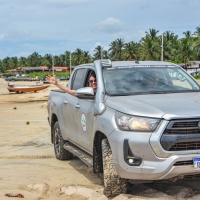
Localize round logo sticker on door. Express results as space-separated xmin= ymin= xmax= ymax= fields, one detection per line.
xmin=81 ymin=114 xmax=86 ymax=133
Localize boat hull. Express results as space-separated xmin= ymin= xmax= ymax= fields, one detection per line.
xmin=7 ymin=85 xmax=49 ymax=93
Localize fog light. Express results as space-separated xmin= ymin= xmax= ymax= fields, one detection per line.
xmin=124 ymin=139 xmax=142 ymax=166
xmin=128 ymin=158 xmax=134 ymax=163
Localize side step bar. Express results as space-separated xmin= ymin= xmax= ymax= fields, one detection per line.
xmin=64 ymin=142 xmax=93 ymax=167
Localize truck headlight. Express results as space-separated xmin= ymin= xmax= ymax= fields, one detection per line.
xmin=115 ymin=111 xmax=160 ymax=132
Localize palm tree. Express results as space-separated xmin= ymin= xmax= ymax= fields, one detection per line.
xmin=183 ymin=31 xmax=192 ymax=39
xmin=9 ymin=57 xmax=18 ymax=69
xmin=1 ymin=57 xmax=10 ymax=71
xmin=193 ymin=38 xmax=200 ymax=59
xmin=82 ymin=51 xmax=92 ymax=63
xmin=53 ymin=55 xmax=61 ymax=66
xmin=109 ymin=38 xmax=125 ymax=60
xmin=163 ymin=31 xmax=180 ymax=61
xmin=42 ymin=54 xmax=53 ymax=70
xmin=139 ymin=28 xmax=161 ymax=60
xmin=0 ymin=60 xmax=4 ymax=72
xmin=193 ymin=26 xmax=200 ymax=37
xmin=18 ymin=57 xmax=28 ymax=67
xmin=59 ymin=53 xmax=67 ymax=66
xmin=2 ymin=26 xmax=200 ymax=70
xmin=102 ymin=50 xmax=109 ymax=59
xmin=123 ymin=41 xmax=139 ymax=60
xmin=109 ymin=40 xmax=117 ymax=60
xmin=192 ymin=26 xmax=200 ymax=59
xmin=139 ymin=29 xmax=161 ymax=61
xmin=145 ymin=28 xmax=159 ymax=40
xmin=178 ymin=38 xmax=193 ymax=64
xmin=73 ymin=48 xmax=83 ymax=65
xmin=94 ymin=45 xmax=103 ymax=59
xmin=63 ymin=51 xmax=72 ymax=66
xmin=27 ymin=52 xmax=42 ymax=67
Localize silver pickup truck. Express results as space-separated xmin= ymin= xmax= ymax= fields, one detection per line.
xmin=47 ymin=59 xmax=200 ymax=197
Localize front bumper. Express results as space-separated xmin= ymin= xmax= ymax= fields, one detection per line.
xmin=108 ymin=127 xmax=200 ymax=181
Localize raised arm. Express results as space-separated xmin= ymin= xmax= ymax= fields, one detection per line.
xmin=46 ymin=75 xmax=76 ymax=96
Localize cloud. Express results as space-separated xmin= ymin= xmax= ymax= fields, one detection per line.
xmin=94 ymin=17 xmax=122 ymax=34
xmin=43 ymin=0 xmax=94 ymax=5
xmin=0 ymin=0 xmax=200 ymax=59
xmin=0 ymin=34 xmax=5 ymax=40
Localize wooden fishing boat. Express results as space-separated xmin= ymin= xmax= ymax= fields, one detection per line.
xmin=7 ymin=83 xmax=49 ymax=93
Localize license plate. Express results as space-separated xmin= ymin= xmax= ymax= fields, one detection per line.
xmin=194 ymin=158 xmax=200 ymax=170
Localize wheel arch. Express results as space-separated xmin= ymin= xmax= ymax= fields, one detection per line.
xmin=51 ymin=113 xmax=58 ymax=143
xmin=93 ymin=131 xmax=107 ymax=175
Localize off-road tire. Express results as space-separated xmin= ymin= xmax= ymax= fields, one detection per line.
xmin=53 ymin=121 xmax=73 ymax=160
xmin=101 ymin=138 xmax=127 ymax=197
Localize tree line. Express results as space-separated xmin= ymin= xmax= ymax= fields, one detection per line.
xmin=0 ymin=27 xmax=200 ymax=73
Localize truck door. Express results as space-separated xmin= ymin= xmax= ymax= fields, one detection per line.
xmin=62 ymin=68 xmax=88 ymax=143
xmin=62 ymin=94 xmax=79 ymax=142
xmin=75 ymin=98 xmax=95 ymax=152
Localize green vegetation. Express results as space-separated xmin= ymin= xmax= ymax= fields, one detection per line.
xmin=28 ymin=72 xmax=70 ymax=79
xmin=0 ymin=26 xmax=200 ymax=73
xmin=193 ymin=75 xmax=200 ymax=79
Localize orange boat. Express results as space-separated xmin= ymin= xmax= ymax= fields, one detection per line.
xmin=7 ymin=83 xmax=50 ymax=93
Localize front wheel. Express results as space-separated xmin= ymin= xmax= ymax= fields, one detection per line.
xmin=53 ymin=121 xmax=73 ymax=160
xmin=101 ymin=138 xmax=127 ymax=197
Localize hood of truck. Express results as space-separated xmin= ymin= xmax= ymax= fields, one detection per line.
xmin=106 ymin=92 xmax=200 ymax=120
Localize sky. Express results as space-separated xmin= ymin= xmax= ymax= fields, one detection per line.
xmin=0 ymin=0 xmax=200 ymax=59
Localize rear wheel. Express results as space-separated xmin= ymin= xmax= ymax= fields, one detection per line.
xmin=101 ymin=138 xmax=127 ymax=197
xmin=53 ymin=121 xmax=73 ymax=160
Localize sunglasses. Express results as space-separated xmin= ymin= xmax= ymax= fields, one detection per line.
xmin=88 ymin=79 xmax=96 ymax=83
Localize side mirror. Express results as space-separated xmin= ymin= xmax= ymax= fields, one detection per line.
xmin=76 ymin=87 xmax=95 ymax=99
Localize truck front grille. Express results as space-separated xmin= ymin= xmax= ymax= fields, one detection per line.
xmin=166 ymin=128 xmax=199 ymax=134
xmin=172 ymin=121 xmax=198 ymax=128
xmin=174 ymin=160 xmax=193 ymax=166
xmin=161 ymin=119 xmax=200 ymax=151
xmin=166 ymin=120 xmax=200 ymax=135
xmin=170 ymin=141 xmax=200 ymax=151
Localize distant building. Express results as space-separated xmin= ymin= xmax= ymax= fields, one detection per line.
xmin=180 ymin=61 xmax=200 ymax=70
xmin=180 ymin=61 xmax=200 ymax=76
xmin=186 ymin=61 xmax=200 ymax=69
xmin=6 ymin=66 xmax=69 ymax=75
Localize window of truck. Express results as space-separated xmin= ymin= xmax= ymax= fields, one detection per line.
xmin=103 ymin=66 xmax=200 ymax=96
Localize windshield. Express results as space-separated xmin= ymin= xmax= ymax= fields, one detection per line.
xmin=103 ymin=66 xmax=200 ymax=96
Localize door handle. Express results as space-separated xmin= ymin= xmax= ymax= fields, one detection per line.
xmin=75 ymin=104 xmax=80 ymax=108
xmin=63 ymin=100 xmax=68 ymax=104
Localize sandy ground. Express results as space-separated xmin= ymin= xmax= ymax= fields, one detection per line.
xmin=1 ymin=78 xmax=200 ymax=200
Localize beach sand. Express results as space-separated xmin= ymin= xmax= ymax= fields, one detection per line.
xmin=0 ymin=78 xmax=200 ymax=200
